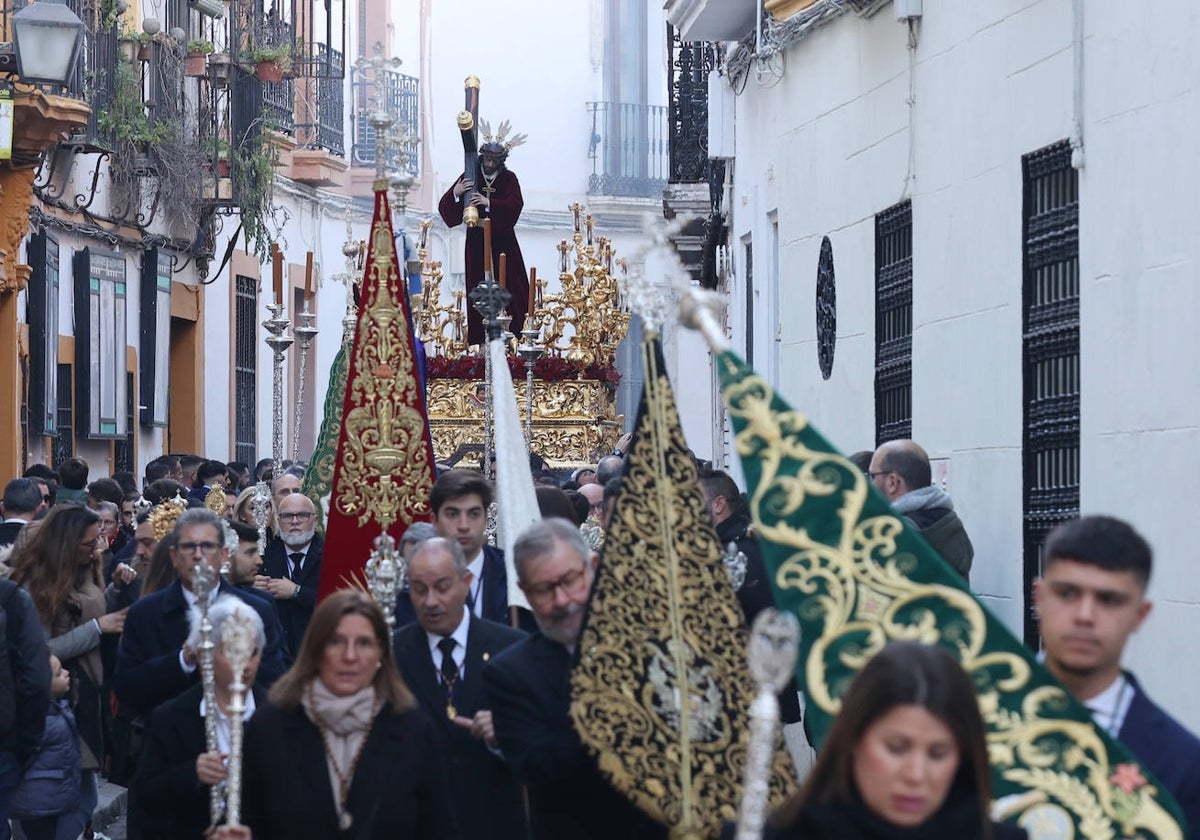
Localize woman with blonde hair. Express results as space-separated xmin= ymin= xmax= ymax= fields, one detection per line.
xmin=9 ymin=504 xmax=131 ymax=838
xmin=232 ymin=589 xmax=456 ymax=838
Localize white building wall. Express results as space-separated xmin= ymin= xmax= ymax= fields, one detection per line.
xmin=718 ymin=0 xmax=1200 ymax=730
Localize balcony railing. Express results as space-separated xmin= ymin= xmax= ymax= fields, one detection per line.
xmin=262 ymin=73 xmax=295 ymax=136
xmin=667 ymin=24 xmax=716 ymax=184
xmin=350 ymin=64 xmax=418 ymax=173
xmin=294 ymin=44 xmax=344 ymax=155
xmin=586 ymin=101 xmax=667 ymax=199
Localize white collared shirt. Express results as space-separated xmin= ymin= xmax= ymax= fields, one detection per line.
xmin=285 ymin=542 xmax=312 ymax=578
xmin=199 ymin=691 xmax=258 ymax=756
xmin=1084 ymin=673 xmax=1133 ymax=738
xmin=426 ymin=608 xmax=471 ymax=680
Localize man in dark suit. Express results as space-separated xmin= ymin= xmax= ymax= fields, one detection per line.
xmin=396 ymin=470 xmax=509 ymax=628
xmin=113 ymin=507 xmax=288 ymax=721
xmin=394 ymin=537 xmax=528 ymax=839
xmin=0 ymin=478 xmax=44 ymax=551
xmin=483 ymin=519 xmax=666 ymax=840
xmin=186 ymin=459 xmax=230 ymax=507
xmin=257 ymin=492 xmax=321 ymax=654
xmin=1035 ymin=515 xmax=1200 ymax=834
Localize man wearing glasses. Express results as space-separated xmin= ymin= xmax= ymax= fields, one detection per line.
xmin=113 ymin=508 xmax=288 ymax=721
xmin=259 ymin=493 xmax=323 ymax=653
xmin=483 ymin=519 xmax=666 ymax=840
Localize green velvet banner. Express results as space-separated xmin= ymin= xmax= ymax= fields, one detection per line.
xmin=715 ymin=349 xmax=1184 ymax=839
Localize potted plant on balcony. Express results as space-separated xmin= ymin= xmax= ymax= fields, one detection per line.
xmin=249 ymin=44 xmax=292 ymax=83
xmin=184 ymin=40 xmax=213 ymax=76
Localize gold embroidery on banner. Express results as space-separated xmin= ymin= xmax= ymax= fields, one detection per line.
xmin=332 ymin=195 xmax=433 ymax=529
xmin=718 ymin=354 xmax=1182 ymax=840
xmin=570 ymin=341 xmax=793 ymax=838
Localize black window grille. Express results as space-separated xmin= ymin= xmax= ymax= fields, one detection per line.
xmin=666 ymin=24 xmax=715 ymax=184
xmin=351 ymin=65 xmax=418 ymax=173
xmin=114 ymin=372 xmax=135 ymax=473
xmin=1021 ymin=140 xmax=1080 ymax=647
xmin=19 ymin=356 xmax=29 ymax=471
xmin=234 ymin=275 xmax=258 ymax=466
xmin=53 ymin=364 xmax=74 ymax=467
xmin=875 ymin=200 xmax=913 ymax=445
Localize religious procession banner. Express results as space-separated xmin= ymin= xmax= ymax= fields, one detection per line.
xmin=713 ymin=349 xmax=1185 ymax=839
xmin=316 ymin=187 xmax=437 ymax=598
xmin=301 ymin=328 xmax=352 ymax=528
xmin=487 ymin=336 xmax=537 ymax=611
xmin=570 ymin=338 xmax=794 ymax=839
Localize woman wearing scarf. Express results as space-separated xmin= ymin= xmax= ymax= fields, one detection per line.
xmin=758 ymin=642 xmax=1027 ymax=840
xmin=231 ymin=589 xmax=456 ymax=838
xmin=9 ymin=504 xmax=132 ymax=839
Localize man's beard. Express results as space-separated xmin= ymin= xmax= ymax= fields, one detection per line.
xmin=281 ymin=528 xmax=316 ymax=548
xmin=536 ymin=602 xmax=586 ymax=647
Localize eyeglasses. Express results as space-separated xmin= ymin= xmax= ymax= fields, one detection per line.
xmin=278 ymin=511 xmax=314 ymax=523
xmin=523 ymin=566 xmax=588 ymax=603
xmin=177 ymin=541 xmax=222 ymax=555
xmin=866 ymin=470 xmax=893 ymax=481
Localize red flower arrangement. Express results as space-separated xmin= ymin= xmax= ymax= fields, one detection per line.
xmin=426 ymin=354 xmax=621 ymax=389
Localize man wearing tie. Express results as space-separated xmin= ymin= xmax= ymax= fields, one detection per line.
xmin=397 ymin=470 xmax=509 ymax=627
xmin=393 ymin=537 xmax=528 ymax=839
xmin=258 ymin=493 xmax=322 ymax=654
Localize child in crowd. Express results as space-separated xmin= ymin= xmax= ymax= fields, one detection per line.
xmin=12 ymin=653 xmax=82 ymax=840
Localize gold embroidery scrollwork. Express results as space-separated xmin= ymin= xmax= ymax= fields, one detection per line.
xmin=570 ymin=341 xmax=793 ymax=838
xmin=333 ymin=204 xmax=433 ymax=530
xmin=716 ymin=353 xmax=1184 ymax=840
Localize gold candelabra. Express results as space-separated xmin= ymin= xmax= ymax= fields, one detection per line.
xmin=415 ymin=204 xmax=628 ymax=367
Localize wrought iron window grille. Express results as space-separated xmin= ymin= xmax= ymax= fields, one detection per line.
xmin=1021 ymin=139 xmax=1080 ymax=647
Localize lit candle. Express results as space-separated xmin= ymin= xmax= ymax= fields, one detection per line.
xmin=483 ymin=219 xmax=493 ymax=279
xmin=419 ymin=220 xmax=430 ymax=250
xmin=499 ymin=253 xmax=507 ymax=290
xmin=528 ymin=267 xmax=537 ymax=318
xmin=271 ymin=245 xmax=283 ymax=303
xmin=303 ymin=252 xmax=314 ymax=300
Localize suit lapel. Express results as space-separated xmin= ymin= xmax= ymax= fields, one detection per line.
xmin=298 ymin=536 xmax=323 ymax=586
xmin=458 ymin=616 xmax=491 ymax=715
xmin=482 ymin=549 xmax=508 ymax=622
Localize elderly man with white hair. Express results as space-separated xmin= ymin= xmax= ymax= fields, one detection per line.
xmin=133 ymin=596 xmax=266 ymax=837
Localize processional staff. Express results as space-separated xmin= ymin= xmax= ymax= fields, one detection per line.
xmin=191 ymin=557 xmax=222 ymax=827
xmin=220 ymin=608 xmax=259 ymax=826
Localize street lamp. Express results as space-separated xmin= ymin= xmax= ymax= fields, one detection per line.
xmin=11 ymin=0 xmax=85 ymax=86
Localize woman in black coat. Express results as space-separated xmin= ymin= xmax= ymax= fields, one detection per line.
xmin=225 ymin=590 xmax=456 ymax=840
xmin=756 ymin=642 xmax=1027 ymax=840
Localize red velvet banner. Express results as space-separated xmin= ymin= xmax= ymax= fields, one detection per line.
xmin=317 ymin=188 xmax=436 ymax=598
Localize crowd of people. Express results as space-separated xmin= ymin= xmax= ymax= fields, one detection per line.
xmin=0 ymin=439 xmax=1194 ymax=839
